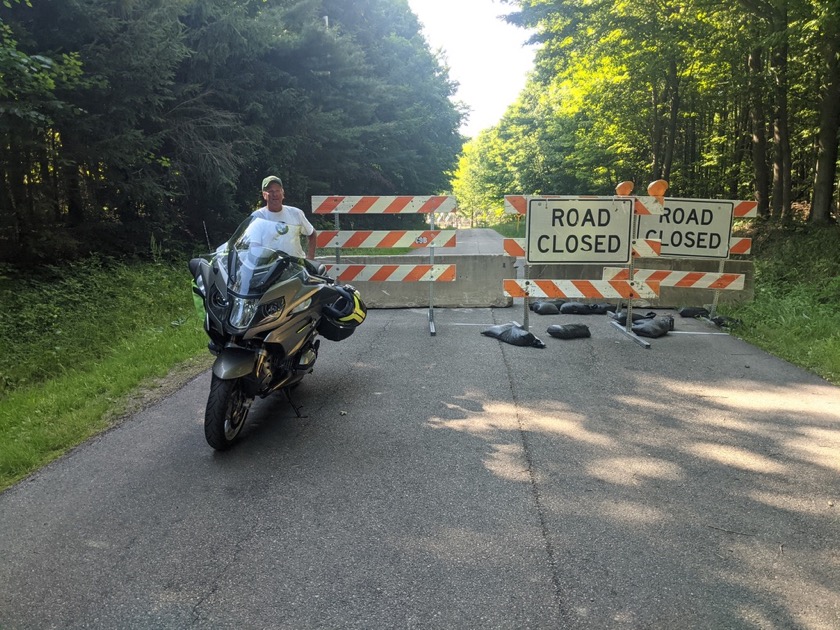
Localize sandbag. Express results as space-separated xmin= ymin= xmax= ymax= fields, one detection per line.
xmin=560 ymin=302 xmax=616 ymax=315
xmin=547 ymin=323 xmax=591 ymax=339
xmin=711 ymin=315 xmax=741 ymax=328
xmin=532 ymin=301 xmax=560 ymax=315
xmin=481 ymin=321 xmax=546 ymax=348
xmin=632 ymin=316 xmax=674 ymax=338
xmin=587 ymin=303 xmax=618 ymax=314
xmin=528 ymin=298 xmax=566 ymax=315
xmin=609 ymin=310 xmax=657 ymax=325
xmin=678 ymin=306 xmax=710 ymax=318
xmin=559 ymin=302 xmax=588 ymax=314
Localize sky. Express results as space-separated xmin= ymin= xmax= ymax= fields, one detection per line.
xmin=406 ymin=0 xmax=536 ymax=138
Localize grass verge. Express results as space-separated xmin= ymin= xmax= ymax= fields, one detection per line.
xmin=720 ymin=223 xmax=840 ymax=385
xmin=0 ymin=259 xmax=208 ymax=492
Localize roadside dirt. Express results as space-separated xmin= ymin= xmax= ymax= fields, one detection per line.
xmin=105 ymin=353 xmax=213 ymax=424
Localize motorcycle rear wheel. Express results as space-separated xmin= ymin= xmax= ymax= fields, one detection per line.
xmin=205 ymin=374 xmax=251 ymax=450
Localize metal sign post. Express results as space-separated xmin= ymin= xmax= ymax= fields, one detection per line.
xmin=428 ymin=211 xmax=436 ymax=336
xmin=708 ymin=259 xmax=726 ymax=319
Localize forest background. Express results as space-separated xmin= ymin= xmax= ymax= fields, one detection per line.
xmin=0 ymin=0 xmax=838 ymax=487
xmin=2 ymin=0 xmax=839 ymax=255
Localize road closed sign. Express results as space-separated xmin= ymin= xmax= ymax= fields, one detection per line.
xmin=635 ymin=200 xmax=735 ymax=259
xmin=526 ymin=198 xmax=633 ymax=264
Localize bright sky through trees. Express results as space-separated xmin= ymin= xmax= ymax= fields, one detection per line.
xmin=407 ymin=0 xmax=535 ymax=138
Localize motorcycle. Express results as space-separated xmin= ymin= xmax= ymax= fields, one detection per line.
xmin=189 ymin=215 xmax=366 ymax=450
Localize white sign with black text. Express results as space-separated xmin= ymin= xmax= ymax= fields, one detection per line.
xmin=526 ymin=198 xmax=634 ymax=264
xmin=635 ymin=200 xmax=735 ymax=259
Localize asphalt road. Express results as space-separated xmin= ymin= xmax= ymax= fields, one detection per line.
xmin=1 ymin=231 xmax=839 ymax=629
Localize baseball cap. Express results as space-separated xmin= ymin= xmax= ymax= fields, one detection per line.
xmin=262 ymin=175 xmax=283 ymax=190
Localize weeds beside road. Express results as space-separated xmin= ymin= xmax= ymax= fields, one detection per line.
xmin=0 ymin=258 xmax=208 ymax=491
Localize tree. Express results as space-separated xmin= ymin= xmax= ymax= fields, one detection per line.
xmin=0 ymin=0 xmax=465 ymax=262
xmin=466 ymin=0 xmax=839 ymax=227
xmin=810 ymin=0 xmax=840 ymax=224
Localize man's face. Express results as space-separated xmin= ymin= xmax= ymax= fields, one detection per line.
xmin=263 ymin=182 xmax=284 ymax=212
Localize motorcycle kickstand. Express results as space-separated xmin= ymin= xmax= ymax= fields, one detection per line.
xmin=284 ymin=388 xmax=303 ymax=418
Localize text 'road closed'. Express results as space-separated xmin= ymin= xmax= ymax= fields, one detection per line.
xmin=527 ymin=199 xmax=633 ymax=264
xmin=635 ymin=201 xmax=735 ymax=259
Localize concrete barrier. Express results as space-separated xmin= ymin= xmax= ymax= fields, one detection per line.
xmin=528 ymin=258 xmax=754 ymax=307
xmin=318 ymin=254 xmax=516 ymax=308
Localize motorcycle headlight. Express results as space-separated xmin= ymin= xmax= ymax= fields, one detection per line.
xmin=256 ymin=297 xmax=286 ymax=326
xmin=229 ymin=296 xmax=260 ymax=329
xmin=208 ymin=286 xmax=229 ymax=321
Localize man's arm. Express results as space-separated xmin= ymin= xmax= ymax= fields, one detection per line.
xmin=306 ymin=229 xmax=318 ymax=259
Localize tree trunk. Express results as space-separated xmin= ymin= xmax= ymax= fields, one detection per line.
xmin=65 ymin=166 xmax=86 ymax=227
xmin=749 ymin=47 xmax=771 ymax=218
xmin=650 ymin=84 xmax=664 ymax=179
xmin=0 ymin=166 xmax=21 ymax=254
xmin=662 ymin=58 xmax=679 ymax=183
xmin=770 ymin=9 xmax=792 ymax=222
xmin=810 ymin=5 xmax=840 ymax=225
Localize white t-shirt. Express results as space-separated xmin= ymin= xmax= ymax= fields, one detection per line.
xmin=249 ymin=205 xmax=315 ymax=258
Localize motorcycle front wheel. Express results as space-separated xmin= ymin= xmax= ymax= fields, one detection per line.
xmin=205 ymin=374 xmax=251 ymax=450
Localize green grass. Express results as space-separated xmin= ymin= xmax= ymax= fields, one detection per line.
xmin=722 ymin=282 xmax=840 ymax=383
xmin=490 ymin=219 xmax=526 ymax=239
xmin=720 ymin=223 xmax=840 ymax=385
xmin=0 ymin=259 xmax=208 ymax=491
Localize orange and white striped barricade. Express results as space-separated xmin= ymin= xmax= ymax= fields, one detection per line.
xmin=601 ymin=268 xmax=746 ymax=291
xmin=311 ymin=195 xmax=457 ymax=335
xmin=312 ymin=195 xmax=457 ymax=215
xmin=619 ymin=182 xmax=758 ymax=321
xmin=633 ymin=197 xmax=756 ymax=260
xmin=324 ymin=264 xmax=457 ymax=283
xmin=315 ymin=230 xmax=456 ymax=250
xmin=503 ymin=238 xmax=526 ymax=257
xmin=510 ymin=194 xmax=664 ymax=342
xmin=503 ymin=278 xmax=660 ymax=301
xmin=633 ymin=194 xmax=757 ymax=317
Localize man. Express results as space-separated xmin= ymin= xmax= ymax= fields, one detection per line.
xmin=251 ymin=175 xmax=318 ymax=260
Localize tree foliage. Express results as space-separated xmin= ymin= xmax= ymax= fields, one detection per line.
xmin=0 ymin=0 xmax=464 ymax=262
xmin=457 ymin=0 xmax=839 ymax=226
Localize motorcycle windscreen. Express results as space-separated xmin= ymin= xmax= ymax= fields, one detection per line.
xmin=221 ymin=217 xmax=300 ymax=295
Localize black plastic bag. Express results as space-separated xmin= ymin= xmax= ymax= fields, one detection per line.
xmin=678 ymin=306 xmax=710 ymax=318
xmin=547 ymin=323 xmax=591 ymax=339
xmin=609 ymin=310 xmax=657 ymax=325
xmin=530 ymin=299 xmax=564 ymax=313
xmin=560 ymin=302 xmax=616 ymax=315
xmin=558 ymin=302 xmax=589 ymax=314
xmin=632 ymin=316 xmax=674 ymax=338
xmin=711 ymin=315 xmax=742 ymax=328
xmin=587 ymin=303 xmax=618 ymax=314
xmin=532 ymin=301 xmax=560 ymax=315
xmin=481 ymin=321 xmax=546 ymax=348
